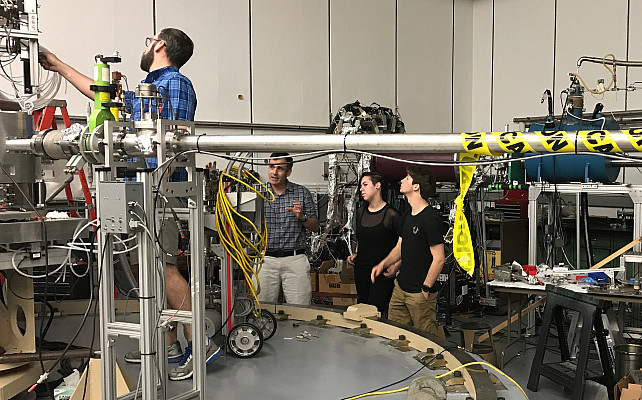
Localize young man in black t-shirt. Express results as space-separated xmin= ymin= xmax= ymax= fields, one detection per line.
xmin=371 ymin=166 xmax=445 ymax=336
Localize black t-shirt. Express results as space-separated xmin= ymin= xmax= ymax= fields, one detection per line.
xmin=396 ymin=205 xmax=445 ymax=293
xmin=354 ymin=204 xmax=401 ymax=268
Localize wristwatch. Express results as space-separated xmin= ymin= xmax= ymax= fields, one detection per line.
xmin=421 ymin=284 xmax=431 ymax=293
xmin=300 ymin=215 xmax=308 ymax=222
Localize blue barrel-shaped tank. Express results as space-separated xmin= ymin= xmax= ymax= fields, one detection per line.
xmin=524 ymin=154 xmax=620 ymax=183
xmin=523 ymin=119 xmax=621 ymax=183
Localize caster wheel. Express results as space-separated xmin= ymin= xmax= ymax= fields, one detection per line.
xmin=246 ymin=309 xmax=277 ymax=340
xmin=227 ymin=323 xmax=264 ymax=358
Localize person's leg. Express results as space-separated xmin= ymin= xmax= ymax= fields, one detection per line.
xmin=406 ymin=291 xmax=439 ymax=336
xmin=257 ymin=256 xmax=281 ymax=303
xmin=281 ymin=255 xmax=311 ymax=304
xmin=387 ymin=282 xmax=412 ymax=325
xmin=368 ymin=276 xmax=396 ymax=318
xmin=166 ymin=264 xmax=192 ymax=341
xmin=353 ymin=265 xmax=372 ymax=305
xmin=124 ymin=264 xmax=186 ymax=363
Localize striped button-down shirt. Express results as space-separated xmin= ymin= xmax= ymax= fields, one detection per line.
xmin=123 ymin=66 xmax=196 ymax=180
xmin=266 ymin=181 xmax=318 ymax=251
xmin=124 ymin=66 xmax=196 ymax=121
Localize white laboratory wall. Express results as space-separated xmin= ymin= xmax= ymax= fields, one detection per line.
xmin=491 ymin=0 xmax=555 ymax=131
xmin=38 ymin=0 xmax=153 ymax=118
xmin=470 ymin=0 xmax=492 ymax=130
xmin=627 ymin=0 xmax=642 ymax=111
xmin=251 ymin=0 xmax=329 ymax=126
xmin=470 ymin=0 xmax=642 ymax=188
xmin=329 ymin=0 xmax=396 ymax=117
xmin=33 ymin=1 xmax=642 ymax=188
xmin=554 ymin=0 xmax=628 ymax=117
xmin=155 ymin=0 xmax=252 ymax=123
xmin=397 ymin=0 xmax=453 ymax=133
xmin=452 ymin=0 xmax=474 ymax=133
xmin=36 ymin=1 xmax=466 ymax=187
xmin=472 ymin=0 xmax=639 ymax=132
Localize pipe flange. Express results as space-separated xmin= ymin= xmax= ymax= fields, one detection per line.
xmin=79 ymin=124 xmax=105 ymax=165
xmin=32 ymin=129 xmax=52 ymax=157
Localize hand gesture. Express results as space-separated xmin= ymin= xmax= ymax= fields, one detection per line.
xmin=286 ymin=200 xmax=304 ymax=221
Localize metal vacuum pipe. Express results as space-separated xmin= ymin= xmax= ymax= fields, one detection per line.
xmin=10 ymin=129 xmax=642 ymax=160
xmin=6 ymin=138 xmax=33 ymax=152
xmin=172 ymin=130 xmax=642 ymax=155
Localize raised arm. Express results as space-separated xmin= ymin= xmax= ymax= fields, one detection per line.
xmin=39 ymin=51 xmax=94 ymax=99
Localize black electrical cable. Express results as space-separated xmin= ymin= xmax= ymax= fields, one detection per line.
xmin=80 ymin=252 xmax=101 ymax=400
xmin=151 ymin=150 xmax=190 ymax=260
xmin=40 ymin=229 xmax=104 ymax=390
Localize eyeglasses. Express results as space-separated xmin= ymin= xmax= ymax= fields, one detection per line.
xmin=145 ymin=37 xmax=160 ymax=47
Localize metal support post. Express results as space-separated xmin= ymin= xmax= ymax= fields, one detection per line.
xmin=188 ymin=168 xmax=206 ymax=398
xmin=629 ymin=190 xmax=642 ymax=328
xmin=137 ymin=169 xmax=163 ymax=399
xmin=97 ymin=168 xmax=116 ymax=400
xmin=528 ymin=185 xmax=540 ymax=265
xmin=576 ymin=193 xmax=581 ymax=268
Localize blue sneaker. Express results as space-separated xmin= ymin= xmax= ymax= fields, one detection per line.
xmin=206 ymin=340 xmax=222 ymax=365
xmin=168 ymin=339 xmax=221 ymax=381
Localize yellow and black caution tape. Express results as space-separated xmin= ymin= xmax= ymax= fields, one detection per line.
xmin=453 ymin=152 xmax=478 ymax=276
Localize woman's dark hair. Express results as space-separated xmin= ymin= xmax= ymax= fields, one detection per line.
xmin=359 ymin=172 xmax=387 ymax=201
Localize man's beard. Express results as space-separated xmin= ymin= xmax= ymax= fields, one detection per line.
xmin=140 ymin=51 xmax=154 ymax=72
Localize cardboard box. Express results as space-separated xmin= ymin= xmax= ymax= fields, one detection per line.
xmin=310 ymin=271 xmax=318 ymax=292
xmin=332 ymin=296 xmax=357 ymax=306
xmin=616 ymin=370 xmax=642 ymax=400
xmin=622 ymin=384 xmax=642 ymax=400
xmin=318 ymin=273 xmax=357 ymax=294
xmin=317 ymin=259 xmax=357 ymax=294
xmin=340 ymin=265 xmax=356 ymax=284
xmin=486 ymin=250 xmax=501 ymax=280
xmin=319 ymin=259 xmax=339 ymax=274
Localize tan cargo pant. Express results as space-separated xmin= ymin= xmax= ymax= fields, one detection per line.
xmin=387 ymin=280 xmax=439 ymax=336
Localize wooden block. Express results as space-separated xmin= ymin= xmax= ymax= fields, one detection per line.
xmin=70 ymin=358 xmax=133 ymax=400
xmin=0 ymin=271 xmax=35 ymax=355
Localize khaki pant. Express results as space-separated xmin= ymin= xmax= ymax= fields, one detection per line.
xmin=257 ymin=254 xmax=311 ymax=305
xmin=388 ymin=280 xmax=439 ymax=336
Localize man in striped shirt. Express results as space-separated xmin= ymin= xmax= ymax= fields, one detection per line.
xmin=259 ymin=152 xmax=320 ymax=304
xmin=40 ymin=28 xmax=219 ymax=381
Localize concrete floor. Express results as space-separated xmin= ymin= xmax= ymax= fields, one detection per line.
xmin=11 ymin=307 xmax=613 ymax=399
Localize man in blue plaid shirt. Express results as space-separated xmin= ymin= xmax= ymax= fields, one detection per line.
xmin=259 ymin=152 xmax=320 ymax=304
xmin=40 ymin=28 xmax=219 ymax=380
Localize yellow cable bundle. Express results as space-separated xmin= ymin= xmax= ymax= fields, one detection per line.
xmin=344 ymin=360 xmax=528 ymax=400
xmin=214 ymin=170 xmax=274 ymax=312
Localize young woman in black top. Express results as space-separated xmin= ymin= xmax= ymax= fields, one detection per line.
xmin=347 ymin=172 xmax=401 ymax=316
